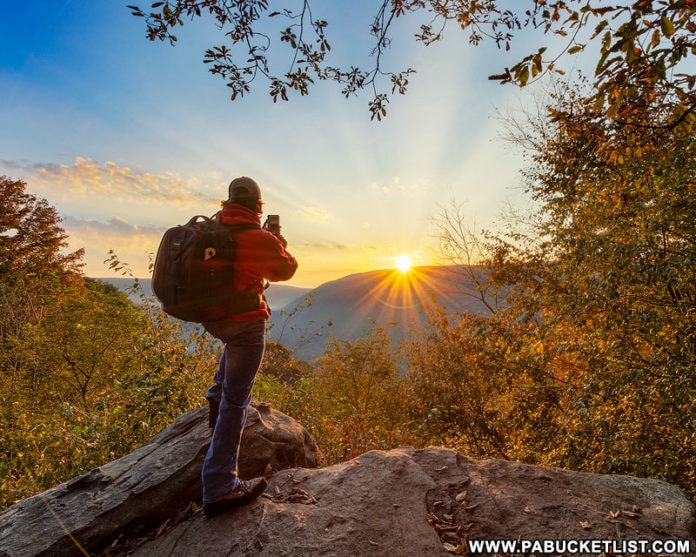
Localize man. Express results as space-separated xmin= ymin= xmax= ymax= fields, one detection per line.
xmin=201 ymin=176 xmax=298 ymax=518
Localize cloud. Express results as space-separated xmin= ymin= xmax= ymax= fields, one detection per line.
xmin=61 ymin=215 xmax=163 ymax=277
xmin=370 ymin=175 xmax=416 ymax=194
xmin=298 ymin=241 xmax=381 ymax=252
xmin=7 ymin=157 xmax=220 ymax=206
xmin=109 ymin=215 xmax=140 ymax=232
xmin=298 ymin=206 xmax=330 ymax=223
xmin=299 ymin=241 xmax=349 ymax=250
xmin=63 ymin=215 xmax=162 ymax=235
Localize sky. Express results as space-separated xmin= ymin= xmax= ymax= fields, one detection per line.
xmin=1 ymin=1 xmax=559 ymax=288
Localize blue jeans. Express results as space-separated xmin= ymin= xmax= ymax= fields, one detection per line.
xmin=201 ymin=319 xmax=266 ymax=504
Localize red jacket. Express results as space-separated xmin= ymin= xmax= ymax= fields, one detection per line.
xmin=215 ymin=203 xmax=298 ymax=321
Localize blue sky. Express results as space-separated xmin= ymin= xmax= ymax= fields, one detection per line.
xmin=1 ymin=1 xmax=554 ymax=287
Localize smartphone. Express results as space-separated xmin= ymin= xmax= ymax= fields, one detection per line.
xmin=264 ymin=214 xmax=280 ymax=234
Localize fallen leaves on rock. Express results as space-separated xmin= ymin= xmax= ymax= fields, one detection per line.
xmin=266 ymin=484 xmax=318 ymax=505
xmin=426 ymin=481 xmax=476 ymax=555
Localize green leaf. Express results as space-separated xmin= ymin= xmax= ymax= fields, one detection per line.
xmin=519 ymin=65 xmax=530 ymax=86
xmin=651 ymin=29 xmax=661 ymax=48
xmin=660 ymin=16 xmax=675 ymax=38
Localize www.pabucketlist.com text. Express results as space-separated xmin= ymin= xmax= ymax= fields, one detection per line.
xmin=468 ymin=538 xmax=691 ymax=555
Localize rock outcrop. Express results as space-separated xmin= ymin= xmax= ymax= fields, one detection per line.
xmin=0 ymin=403 xmax=320 ymax=557
xmin=1 ymin=404 xmax=694 ymax=557
xmin=127 ymin=447 xmax=696 ymax=557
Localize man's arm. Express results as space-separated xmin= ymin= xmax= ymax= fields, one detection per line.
xmin=262 ymin=232 xmax=298 ymax=282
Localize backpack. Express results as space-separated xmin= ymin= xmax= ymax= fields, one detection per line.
xmin=152 ymin=215 xmax=262 ymax=322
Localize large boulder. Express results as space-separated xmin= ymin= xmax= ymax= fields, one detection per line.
xmin=0 ymin=403 xmax=320 ymax=557
xmin=127 ymin=447 xmax=696 ymax=556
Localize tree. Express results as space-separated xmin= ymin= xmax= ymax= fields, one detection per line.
xmin=257 ymin=322 xmax=414 ymax=463
xmin=492 ymin=79 xmax=696 ymax=497
xmin=128 ymin=1 xmax=696 ymax=121
xmin=261 ymin=340 xmax=313 ymax=384
xmin=0 ymin=182 xmax=222 ymax=509
xmin=0 ymin=176 xmax=83 ymax=282
xmin=406 ymin=296 xmax=563 ymax=462
xmin=0 ymin=176 xmax=84 ymax=344
xmin=0 ymin=177 xmax=87 ymax=444
xmin=0 ymin=278 xmax=147 ymax=504
xmin=309 ymin=323 xmax=410 ymax=460
xmin=0 ymin=270 xmax=220 ymax=509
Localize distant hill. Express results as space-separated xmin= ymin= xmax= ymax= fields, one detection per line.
xmin=268 ymin=265 xmax=496 ymax=363
xmin=97 ymin=266 xmax=495 ymax=364
xmin=94 ymin=277 xmax=313 ymax=313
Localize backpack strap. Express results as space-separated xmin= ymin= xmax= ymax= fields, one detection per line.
xmin=187 ymin=215 xmax=214 ymax=226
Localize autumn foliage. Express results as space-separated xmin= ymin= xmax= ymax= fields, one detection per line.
xmin=0 ymin=177 xmax=220 ymax=508
xmin=128 ymin=1 xmax=696 ymax=122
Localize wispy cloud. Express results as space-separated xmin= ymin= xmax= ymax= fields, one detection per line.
xmin=300 ymin=241 xmax=352 ymax=250
xmin=62 ymin=215 xmax=163 ymax=277
xmin=298 ymin=206 xmax=330 ymax=223
xmin=63 ymin=215 xmax=163 ymax=236
xmin=299 ymin=241 xmax=382 ymax=253
xmin=6 ymin=157 xmax=219 ymax=206
xmin=370 ymin=176 xmax=418 ymax=195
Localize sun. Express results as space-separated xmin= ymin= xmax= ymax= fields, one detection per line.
xmin=394 ymin=253 xmax=413 ymax=273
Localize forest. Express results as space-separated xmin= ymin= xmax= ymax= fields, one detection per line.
xmin=2 ymin=0 xmax=696 ymax=513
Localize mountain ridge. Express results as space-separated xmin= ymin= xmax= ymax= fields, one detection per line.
xmin=268 ymin=265 xmax=495 ymax=362
xmin=97 ymin=265 xmax=492 ymax=362
xmin=95 ymin=276 xmax=313 ymax=312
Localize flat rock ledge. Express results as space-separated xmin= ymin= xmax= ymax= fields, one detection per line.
xmin=129 ymin=447 xmax=696 ymax=557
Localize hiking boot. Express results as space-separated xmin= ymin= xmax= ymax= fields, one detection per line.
xmin=203 ymin=477 xmax=268 ymax=517
xmin=207 ymin=398 xmax=219 ymax=429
